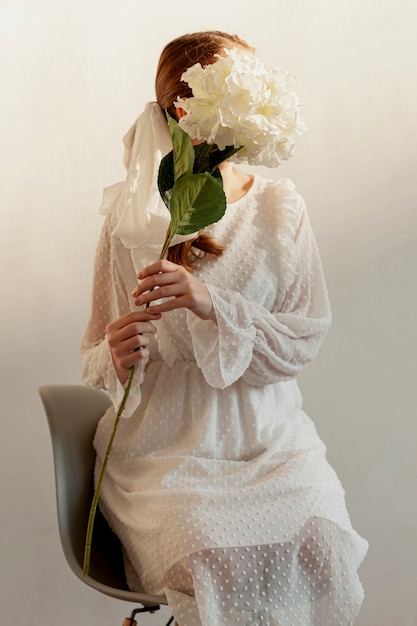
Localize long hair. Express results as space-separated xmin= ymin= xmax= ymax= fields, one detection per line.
xmin=155 ymin=31 xmax=253 ymax=271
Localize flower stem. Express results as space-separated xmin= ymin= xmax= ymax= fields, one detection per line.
xmin=159 ymin=227 xmax=173 ymax=261
xmin=194 ymin=143 xmax=215 ymax=174
xmin=83 ymin=216 xmax=174 ymax=576
xmin=83 ymin=363 xmax=137 ymax=576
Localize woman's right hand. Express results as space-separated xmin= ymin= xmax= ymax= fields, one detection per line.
xmin=106 ymin=310 xmax=161 ymax=384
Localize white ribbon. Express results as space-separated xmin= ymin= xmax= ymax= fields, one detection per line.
xmin=100 ymin=102 xmax=198 ymax=267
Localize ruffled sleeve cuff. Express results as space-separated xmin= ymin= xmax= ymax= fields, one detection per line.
xmin=111 ymin=360 xmax=146 ymax=419
xmin=84 ymin=338 xmax=146 ymax=418
xmin=186 ymin=285 xmax=256 ymax=389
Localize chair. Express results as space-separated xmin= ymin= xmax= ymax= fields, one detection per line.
xmin=39 ymin=384 xmax=170 ymax=625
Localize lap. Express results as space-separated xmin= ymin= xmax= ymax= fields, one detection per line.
xmin=163 ymin=517 xmax=364 ymax=626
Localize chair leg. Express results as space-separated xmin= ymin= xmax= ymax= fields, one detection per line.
xmin=123 ymin=605 xmax=162 ymax=626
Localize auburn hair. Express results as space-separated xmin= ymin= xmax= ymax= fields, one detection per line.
xmin=155 ymin=31 xmax=254 ymax=271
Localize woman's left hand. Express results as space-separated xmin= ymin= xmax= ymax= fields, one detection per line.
xmin=131 ymin=260 xmax=216 ymax=322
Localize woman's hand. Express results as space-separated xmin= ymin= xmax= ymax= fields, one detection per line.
xmin=131 ymin=260 xmax=216 ymax=322
xmin=106 ymin=310 xmax=161 ymax=384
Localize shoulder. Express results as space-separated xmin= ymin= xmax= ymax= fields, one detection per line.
xmin=252 ymin=175 xmax=306 ymax=236
xmin=256 ymin=175 xmax=304 ymax=207
xmin=251 ymin=176 xmax=309 ymax=302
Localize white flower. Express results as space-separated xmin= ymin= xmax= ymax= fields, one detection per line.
xmin=176 ymin=48 xmax=306 ymax=168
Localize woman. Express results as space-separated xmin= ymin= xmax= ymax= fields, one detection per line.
xmin=82 ymin=31 xmax=368 ymax=626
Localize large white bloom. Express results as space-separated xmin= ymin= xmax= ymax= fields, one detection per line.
xmin=176 ymin=48 xmax=306 ymax=168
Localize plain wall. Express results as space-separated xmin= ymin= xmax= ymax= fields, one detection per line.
xmin=1 ymin=1 xmax=416 ymax=624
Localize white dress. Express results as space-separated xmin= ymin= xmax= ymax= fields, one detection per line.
xmin=82 ymin=175 xmax=368 ymax=626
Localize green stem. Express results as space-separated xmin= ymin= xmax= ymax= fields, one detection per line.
xmin=158 ymin=224 xmax=174 ymax=262
xmin=159 ymin=234 xmax=171 ymax=261
xmin=194 ymin=143 xmax=215 ymax=174
xmin=83 ymin=363 xmax=137 ymax=576
xmin=83 ymin=220 xmax=176 ymax=576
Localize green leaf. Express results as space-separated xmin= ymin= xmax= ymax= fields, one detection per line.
xmin=193 ymin=142 xmax=214 ymax=174
xmin=193 ymin=142 xmax=242 ymax=175
xmin=158 ymin=137 xmax=241 ymax=208
xmin=166 ymin=113 xmax=194 ymax=181
xmin=169 ymin=173 xmax=226 ymax=235
xmin=157 ymin=150 xmax=175 ymax=208
xmin=208 ymin=145 xmax=242 ymax=171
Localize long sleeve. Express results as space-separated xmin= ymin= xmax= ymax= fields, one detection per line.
xmin=186 ymin=193 xmax=331 ymax=388
xmin=81 ymin=216 xmax=145 ymax=416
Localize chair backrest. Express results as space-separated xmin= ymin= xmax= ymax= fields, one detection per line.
xmin=39 ymin=384 xmax=166 ymax=606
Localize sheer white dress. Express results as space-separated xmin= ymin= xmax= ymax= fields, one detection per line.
xmin=82 ymin=175 xmax=368 ymax=625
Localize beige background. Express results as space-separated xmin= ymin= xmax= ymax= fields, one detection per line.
xmin=1 ymin=0 xmax=416 ymax=624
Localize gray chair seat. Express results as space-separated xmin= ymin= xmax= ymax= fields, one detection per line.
xmin=39 ymin=384 xmax=168 ymax=612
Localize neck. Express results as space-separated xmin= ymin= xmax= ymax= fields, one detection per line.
xmin=219 ymin=161 xmax=254 ymax=204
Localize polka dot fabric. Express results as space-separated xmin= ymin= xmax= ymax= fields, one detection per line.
xmin=163 ymin=517 xmax=364 ymax=625
xmin=82 ymin=176 xmax=368 ymax=625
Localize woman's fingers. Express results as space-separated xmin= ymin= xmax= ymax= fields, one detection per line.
xmin=132 ymin=262 xmax=185 ymax=307
xmin=108 ymin=327 xmax=151 ymax=353
xmin=132 ymin=260 xmax=215 ymax=321
xmin=108 ymin=318 xmax=158 ymax=342
xmin=106 ymin=311 xmax=160 ymax=348
xmin=106 ymin=310 xmax=161 ymax=383
xmin=132 ymin=261 xmax=179 ymax=300
xmin=107 ymin=309 xmax=161 ymax=330
xmin=136 ymin=259 xmax=177 ymax=281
